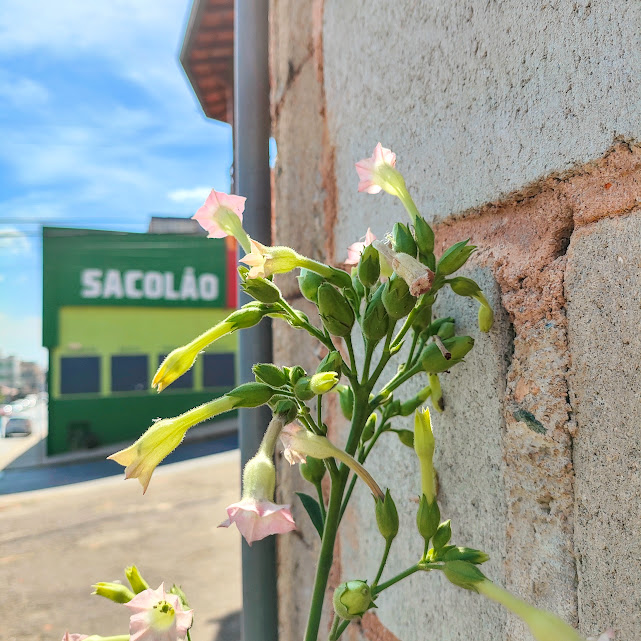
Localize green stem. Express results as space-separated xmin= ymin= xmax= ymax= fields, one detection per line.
xmin=372 ymin=539 xmax=392 ymax=589
xmin=345 ymin=335 xmax=357 ymax=376
xmin=362 ymin=340 xmax=375 ymax=381
xmin=366 ymin=324 xmax=396 ymax=387
xmin=315 ymin=481 xmax=327 ymax=522
xmin=372 ymin=565 xmax=421 ymax=596
xmin=376 ymin=361 xmax=423 ymax=401
xmin=405 ymin=330 xmax=420 ymax=367
xmin=276 ymin=299 xmax=336 ymax=352
xmin=398 ymin=186 xmax=421 ymax=225
xmin=338 ymin=473 xmax=358 ymax=523
xmin=328 ymin=615 xmax=341 ymax=641
xmin=332 ymin=619 xmax=350 ymax=640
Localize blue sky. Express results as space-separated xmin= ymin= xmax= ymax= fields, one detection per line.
xmin=0 ymin=0 xmax=233 ymax=366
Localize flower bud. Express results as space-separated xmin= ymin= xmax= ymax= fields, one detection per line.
xmin=432 ymin=519 xmax=452 ymax=549
xmin=169 ymin=584 xmax=190 ymax=609
xmin=436 ymin=321 xmax=455 ymax=340
xmin=227 ymin=304 xmax=270 ymax=330
xmin=317 ymin=283 xmax=355 ymax=337
xmin=436 ymin=239 xmax=477 ymax=275
xmin=392 ymin=222 xmax=417 ymax=257
xmin=241 ymin=276 xmax=282 ymax=303
xmin=478 ymin=304 xmax=494 ymax=333
xmin=300 ymin=455 xmax=326 ymax=484
xmin=92 ymin=582 xmax=135 ymax=604
xmin=227 ymin=383 xmax=275 ymax=408
xmin=253 ymin=363 xmax=290 ymax=387
xmin=362 ymin=285 xmax=390 ymax=342
xmin=336 ymin=384 xmax=354 ymax=420
xmin=419 ymin=251 xmax=437 ymax=271
xmin=375 ymin=489 xmax=399 ymax=542
xmin=420 ymin=336 xmax=474 ymax=373
xmin=414 ymin=408 xmax=436 ymax=503
xmin=298 ymin=268 xmax=325 ymax=303
xmin=287 ymin=365 xmax=306 ymax=385
xmin=411 ymin=302 xmax=433 ymax=333
xmin=382 ymin=274 xmax=416 ymax=320
xmin=294 ymin=376 xmax=316 ymax=401
xmin=361 ymin=413 xmax=377 ymax=443
xmin=414 ymin=216 xmax=435 ymax=255
xmin=448 ymin=276 xmax=482 ymax=297
xmin=316 ymin=350 xmax=343 ymax=375
xmin=423 ymin=316 xmax=455 ymax=338
xmin=443 ymin=560 xmax=486 ymax=592
xmin=125 ymin=566 xmax=149 ymax=594
xmin=358 ymin=244 xmax=381 ymax=287
xmin=416 ymin=493 xmax=440 ymax=543
xmin=351 ymin=266 xmax=366 ymax=298
xmin=442 ymin=546 xmax=490 ymax=565
xmin=428 ymin=373 xmax=444 ymax=412
xmin=310 ymin=371 xmax=339 ymax=395
xmin=400 ymin=385 xmax=432 ymax=416
xmin=326 ymin=267 xmax=354 ymax=289
xmin=271 ymin=399 xmax=299 ymax=424
xmin=333 ymin=581 xmax=374 ymax=620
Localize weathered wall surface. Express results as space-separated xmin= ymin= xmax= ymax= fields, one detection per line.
xmin=269 ymin=1 xmax=641 ymax=640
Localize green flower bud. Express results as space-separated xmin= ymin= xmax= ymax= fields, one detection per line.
xmin=362 ymin=285 xmax=390 ymax=342
xmin=448 ymin=276 xmax=482 ymax=297
xmin=423 ymin=316 xmax=455 ymax=338
xmin=400 ymin=386 xmax=432 ymax=416
xmin=361 ymin=413 xmax=377 ymax=443
xmin=287 ymin=365 xmax=306 ymax=385
xmin=478 ymin=304 xmax=494 ymax=333
xmin=375 ymin=489 xmax=399 ymax=542
xmin=433 ymin=519 xmax=452 ymax=550
xmin=300 ymin=455 xmax=326 ymax=484
xmin=227 ymin=382 xmax=275 ymax=408
xmin=310 ymin=371 xmax=339 ymax=395
xmin=294 ymin=376 xmax=316 ymax=401
xmin=298 ymin=268 xmax=325 ymax=303
xmin=317 ymin=283 xmax=355 ymax=337
xmin=253 ymin=363 xmax=290 ymax=387
xmin=395 ymin=429 xmax=415 ymax=447
xmin=442 ymin=560 xmax=486 ymax=592
xmin=419 ymin=251 xmax=437 ymax=271
xmin=436 ymin=239 xmax=477 ymax=275
xmin=227 ymin=304 xmax=270 ymax=330
xmin=92 ymin=581 xmax=135 ymax=604
xmin=333 ymin=581 xmax=374 ymax=620
xmin=337 ymin=384 xmax=354 ymax=420
xmin=351 ymin=267 xmax=366 ymax=298
xmin=326 ymin=267 xmax=354 ymax=289
xmin=416 ymin=493 xmax=440 ymax=543
xmin=124 ymin=565 xmax=149 ymax=594
xmin=241 ymin=276 xmax=282 ymax=303
xmin=411 ymin=302 xmax=433 ymax=332
xmin=358 ymin=244 xmax=381 ymax=287
xmin=169 ymin=584 xmax=190 ymax=608
xmin=382 ymin=274 xmax=417 ymax=320
xmin=428 ymin=373 xmax=444 ymax=413
xmin=442 ymin=546 xmax=490 ymax=565
xmin=271 ymin=398 xmax=299 ymax=424
xmin=436 ymin=321 xmax=456 ymax=340
xmin=392 ymin=222 xmax=417 ymax=257
xmin=316 ymin=350 xmax=343 ymax=375
xmin=414 ymin=216 xmax=435 ymax=255
xmin=420 ymin=336 xmax=474 ymax=373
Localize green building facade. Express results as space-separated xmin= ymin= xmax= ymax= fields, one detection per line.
xmin=43 ymin=227 xmax=237 ymax=455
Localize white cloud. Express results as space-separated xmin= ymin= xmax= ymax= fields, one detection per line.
xmin=0 ymin=228 xmax=31 ymax=254
xmin=167 ymin=187 xmax=211 ymax=203
xmin=0 ymin=274 xmax=5 ymax=282
xmin=0 ymin=312 xmax=46 ymax=366
xmin=0 ymin=70 xmax=49 ymax=108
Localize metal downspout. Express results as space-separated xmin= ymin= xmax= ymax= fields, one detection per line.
xmin=234 ymin=3 xmax=277 ymax=641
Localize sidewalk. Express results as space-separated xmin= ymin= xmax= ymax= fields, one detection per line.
xmin=1 ymin=449 xmax=242 ymax=641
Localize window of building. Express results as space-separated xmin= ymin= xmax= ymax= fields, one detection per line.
xmin=203 ymin=352 xmax=235 ymax=388
xmin=111 ymin=355 xmax=149 ymax=392
xmin=60 ymin=356 xmax=100 ymax=394
xmin=158 ymin=354 xmax=194 ymax=389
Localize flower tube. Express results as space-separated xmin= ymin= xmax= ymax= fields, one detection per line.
xmin=192 ymin=189 xmax=251 ymax=253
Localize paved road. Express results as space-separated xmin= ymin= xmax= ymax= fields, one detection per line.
xmin=1 ymin=450 xmax=242 ymax=641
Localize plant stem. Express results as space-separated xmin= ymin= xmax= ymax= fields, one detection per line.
xmin=362 ymin=340 xmax=374 ymax=381
xmin=405 ymin=330 xmax=420 ymax=366
xmin=315 ymin=481 xmax=327 ymax=522
xmin=372 ymin=539 xmax=392 ymax=589
xmin=328 ymin=615 xmax=341 ymax=641
xmin=366 ymin=323 xmax=396 ymax=386
xmin=345 ymin=334 xmax=357 ymax=376
xmin=338 ymin=473 xmax=357 ymax=522
xmin=332 ymin=619 xmax=350 ymax=640
xmin=372 ymin=564 xmax=421 ymax=596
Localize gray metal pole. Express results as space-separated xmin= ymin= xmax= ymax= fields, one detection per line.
xmin=233 ymin=2 xmax=277 ymax=641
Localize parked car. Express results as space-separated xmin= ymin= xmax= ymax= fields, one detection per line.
xmin=0 ymin=404 xmax=12 ymax=417
xmin=4 ymin=417 xmax=33 ymax=436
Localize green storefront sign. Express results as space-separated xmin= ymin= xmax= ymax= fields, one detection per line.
xmin=43 ymin=227 xmax=237 ymax=455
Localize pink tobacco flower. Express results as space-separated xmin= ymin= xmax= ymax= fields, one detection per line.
xmin=125 ymin=583 xmax=193 ymax=641
xmin=219 ymin=497 xmax=296 ymax=545
xmin=240 ymin=239 xmax=301 ymax=280
xmin=345 ymin=228 xmax=377 ymax=266
xmin=192 ymin=189 xmax=251 ymax=253
xmin=355 ymin=143 xmax=397 ymax=194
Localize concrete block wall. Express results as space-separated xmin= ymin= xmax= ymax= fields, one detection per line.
xmin=269 ymin=1 xmax=641 ymax=639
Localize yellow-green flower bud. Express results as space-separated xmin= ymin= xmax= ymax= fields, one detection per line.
xmin=310 ymin=371 xmax=339 ymax=395
xmin=392 ymin=222 xmax=417 ymax=257
xmin=443 ymin=560 xmax=486 ymax=592
xmin=336 ymin=384 xmax=354 ymax=420
xmin=241 ymin=276 xmax=282 ymax=303
xmin=442 ymin=546 xmax=490 ymax=565
xmin=227 ymin=304 xmax=270 ymax=330
xmin=253 ymin=363 xmax=290 ymax=387
xmin=317 ymin=283 xmax=355 ymax=337
xmin=358 ymin=244 xmax=381 ymax=287
xmin=227 ymin=383 xmax=275 ymax=408
xmin=333 ymin=581 xmax=374 ymax=620
xmin=375 ymin=489 xmax=399 ymax=542
xmin=436 ymin=239 xmax=477 ymax=275
xmin=448 ymin=276 xmax=482 ymax=297
xmin=478 ymin=304 xmax=494 ymax=333
xmin=433 ymin=519 xmax=452 ymax=549
xmin=382 ymin=274 xmax=417 ymax=320
xmin=414 ymin=216 xmax=435 ymax=255
xmin=361 ymin=413 xmax=377 ymax=443
xmin=288 ymin=365 xmax=306 ymax=385
xmin=298 ymin=268 xmax=325 ymax=303
xmin=294 ymin=376 xmax=316 ymax=401
xmin=124 ymin=565 xmax=149 ymax=594
xmin=242 ymin=451 xmax=276 ymax=500
xmin=428 ymin=373 xmax=444 ymax=413
xmin=420 ymin=336 xmax=474 ymax=374
xmin=316 ymin=350 xmax=343 ymax=375
xmin=362 ymin=285 xmax=390 ymax=342
xmin=92 ymin=581 xmax=135 ymax=604
xmin=414 ymin=408 xmax=436 ymax=502
xmin=300 ymin=455 xmax=326 ymax=484
xmin=416 ymin=493 xmax=440 ymax=543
